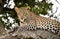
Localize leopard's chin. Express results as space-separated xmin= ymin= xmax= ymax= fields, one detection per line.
xmin=20 ymin=18 xmax=27 ymax=23
xmin=20 ymin=19 xmax=24 ymax=23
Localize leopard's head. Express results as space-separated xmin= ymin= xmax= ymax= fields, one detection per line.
xmin=14 ymin=7 xmax=30 ymax=23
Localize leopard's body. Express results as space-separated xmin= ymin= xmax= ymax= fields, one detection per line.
xmin=14 ymin=7 xmax=60 ymax=35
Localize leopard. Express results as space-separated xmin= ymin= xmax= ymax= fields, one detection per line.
xmin=14 ymin=7 xmax=60 ymax=36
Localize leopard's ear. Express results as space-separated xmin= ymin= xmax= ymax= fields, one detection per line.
xmin=23 ymin=6 xmax=30 ymax=11
xmin=14 ymin=7 xmax=20 ymax=14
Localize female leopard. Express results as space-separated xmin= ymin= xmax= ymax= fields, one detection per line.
xmin=14 ymin=7 xmax=60 ymax=35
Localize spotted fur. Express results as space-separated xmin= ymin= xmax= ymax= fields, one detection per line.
xmin=14 ymin=7 xmax=60 ymax=35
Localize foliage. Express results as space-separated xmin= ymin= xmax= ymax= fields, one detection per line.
xmin=14 ymin=0 xmax=53 ymax=15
